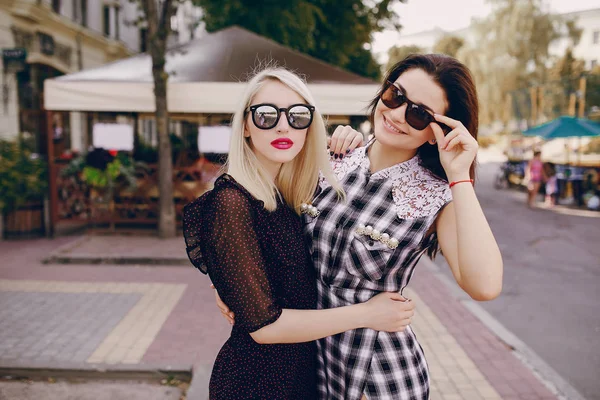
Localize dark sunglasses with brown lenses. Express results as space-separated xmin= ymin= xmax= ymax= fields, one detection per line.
xmin=381 ymin=81 xmax=450 ymax=132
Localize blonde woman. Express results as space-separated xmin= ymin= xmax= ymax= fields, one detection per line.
xmin=215 ymin=55 xmax=503 ymax=400
xmin=183 ymin=68 xmax=416 ymax=400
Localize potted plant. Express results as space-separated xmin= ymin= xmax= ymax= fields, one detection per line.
xmin=61 ymin=148 xmax=145 ymax=230
xmin=0 ymin=137 xmax=48 ymax=239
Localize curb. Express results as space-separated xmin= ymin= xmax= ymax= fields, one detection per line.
xmin=43 ymin=254 xmax=190 ymax=266
xmin=0 ymin=360 xmax=192 ymax=382
xmin=42 ymin=235 xmax=190 ymax=266
xmin=186 ymin=363 xmax=213 ymax=400
xmin=420 ymin=257 xmax=587 ymax=400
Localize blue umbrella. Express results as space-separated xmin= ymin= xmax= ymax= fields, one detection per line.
xmin=522 ymin=116 xmax=600 ymax=139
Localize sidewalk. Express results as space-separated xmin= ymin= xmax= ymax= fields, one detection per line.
xmin=0 ymin=235 xmax=564 ymax=400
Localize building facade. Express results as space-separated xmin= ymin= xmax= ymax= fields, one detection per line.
xmin=553 ymin=8 xmax=600 ymax=71
xmin=0 ymin=0 xmax=203 ymax=152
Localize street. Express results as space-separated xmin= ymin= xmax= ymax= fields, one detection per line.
xmin=0 ymin=150 xmax=596 ymax=400
xmin=436 ymin=158 xmax=600 ymax=400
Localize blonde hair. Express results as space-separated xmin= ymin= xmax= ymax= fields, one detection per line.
xmin=227 ymin=67 xmax=344 ymax=213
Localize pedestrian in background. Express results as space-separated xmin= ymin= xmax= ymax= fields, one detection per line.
xmin=525 ymin=150 xmax=546 ymax=208
xmin=544 ymin=162 xmax=558 ymax=207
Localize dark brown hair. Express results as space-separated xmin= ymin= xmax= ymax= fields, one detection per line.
xmin=368 ymin=54 xmax=479 ymax=182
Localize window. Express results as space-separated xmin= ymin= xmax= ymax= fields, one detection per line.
xmin=52 ymin=0 xmax=61 ymax=13
xmin=72 ymin=0 xmax=87 ymax=27
xmin=114 ymin=6 xmax=120 ymax=40
xmin=593 ymin=31 xmax=600 ymax=45
xmin=80 ymin=0 xmax=87 ymax=27
xmin=140 ymin=28 xmax=148 ymax=53
xmin=103 ymin=5 xmax=110 ymax=37
xmin=170 ymin=15 xmax=179 ymax=33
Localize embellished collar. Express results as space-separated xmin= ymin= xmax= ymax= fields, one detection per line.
xmin=357 ymin=141 xmax=420 ymax=181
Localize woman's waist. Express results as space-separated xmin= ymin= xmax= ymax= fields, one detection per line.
xmin=227 ymin=330 xmax=317 ymax=352
xmin=317 ymin=326 xmax=420 ymax=355
xmin=316 ymin=281 xmax=406 ymax=307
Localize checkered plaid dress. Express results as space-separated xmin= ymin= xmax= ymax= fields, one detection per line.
xmin=305 ymin=144 xmax=452 ymax=400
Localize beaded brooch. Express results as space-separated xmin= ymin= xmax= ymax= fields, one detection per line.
xmin=355 ymin=223 xmax=399 ymax=249
xmin=300 ymin=203 xmax=320 ymax=218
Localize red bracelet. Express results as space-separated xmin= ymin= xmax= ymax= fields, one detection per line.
xmin=449 ymin=179 xmax=474 ymax=188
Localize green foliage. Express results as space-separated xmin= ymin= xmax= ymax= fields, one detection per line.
xmin=385 ymin=45 xmax=424 ymax=72
xmin=62 ymin=152 xmax=146 ymax=192
xmin=585 ymin=67 xmax=600 ymax=119
xmin=456 ymin=0 xmax=578 ymax=125
xmin=193 ymin=0 xmax=405 ymax=79
xmin=0 ymin=138 xmax=48 ymax=213
xmin=433 ymin=35 xmax=464 ymax=58
xmin=82 ymin=160 xmax=121 ymax=189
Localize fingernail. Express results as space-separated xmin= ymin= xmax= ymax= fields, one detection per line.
xmin=334 ymin=154 xmax=339 ymax=159
xmin=339 ymin=154 xmax=344 ymax=160
xmin=329 ymin=151 xmax=334 ymax=156
xmin=346 ymin=149 xmax=350 ymax=154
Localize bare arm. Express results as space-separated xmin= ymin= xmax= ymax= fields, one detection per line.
xmin=436 ymin=189 xmax=503 ymax=301
xmin=213 ymin=284 xmax=415 ymax=344
xmin=251 ymin=293 xmax=414 ymax=344
xmin=432 ymin=115 xmax=503 ymax=301
xmin=192 ymin=184 xmax=414 ymax=346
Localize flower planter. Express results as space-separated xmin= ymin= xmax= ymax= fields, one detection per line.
xmin=2 ymin=201 xmax=45 ymax=239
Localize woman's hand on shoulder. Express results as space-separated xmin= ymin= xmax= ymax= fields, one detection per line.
xmin=328 ymin=125 xmax=364 ymax=160
xmin=361 ymin=292 xmax=415 ymax=332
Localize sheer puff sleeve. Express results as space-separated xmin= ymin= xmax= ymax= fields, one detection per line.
xmin=183 ymin=196 xmax=208 ymax=273
xmin=183 ymin=178 xmax=282 ymax=333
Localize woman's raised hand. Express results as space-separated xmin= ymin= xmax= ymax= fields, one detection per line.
xmin=431 ymin=114 xmax=478 ymax=181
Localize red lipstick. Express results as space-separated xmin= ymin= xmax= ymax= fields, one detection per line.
xmin=271 ymin=138 xmax=294 ymax=149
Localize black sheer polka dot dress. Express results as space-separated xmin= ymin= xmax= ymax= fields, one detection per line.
xmin=183 ymin=174 xmax=318 ymax=400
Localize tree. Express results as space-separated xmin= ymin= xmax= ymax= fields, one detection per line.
xmin=138 ymin=0 xmax=180 ymax=238
xmin=456 ymin=0 xmax=580 ymax=126
xmin=433 ymin=35 xmax=464 ymax=58
xmin=544 ymin=48 xmax=586 ymax=118
xmin=586 ymin=66 xmax=600 ymax=120
xmin=385 ymin=45 xmax=424 ymax=71
xmin=193 ymin=0 xmax=406 ymax=79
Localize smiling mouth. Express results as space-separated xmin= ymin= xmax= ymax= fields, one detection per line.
xmin=383 ymin=115 xmax=408 ymax=135
xmin=271 ymin=138 xmax=294 ymax=149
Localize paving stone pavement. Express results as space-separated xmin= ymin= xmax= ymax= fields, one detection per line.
xmin=0 ymin=292 xmax=140 ymax=363
xmin=0 ymin=280 xmax=186 ymax=365
xmin=0 ymin=236 xmax=571 ymax=399
xmin=0 ymin=379 xmax=184 ymax=400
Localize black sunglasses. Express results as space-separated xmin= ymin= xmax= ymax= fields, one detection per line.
xmin=381 ymin=81 xmax=449 ymax=132
xmin=246 ymin=103 xmax=315 ymax=130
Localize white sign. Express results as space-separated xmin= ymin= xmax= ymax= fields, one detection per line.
xmin=198 ymin=126 xmax=231 ymax=153
xmin=92 ymin=123 xmax=134 ymax=151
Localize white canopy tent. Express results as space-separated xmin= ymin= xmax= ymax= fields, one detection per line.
xmin=45 ymin=80 xmax=380 ymax=115
xmin=44 ymin=26 xmax=379 ymax=116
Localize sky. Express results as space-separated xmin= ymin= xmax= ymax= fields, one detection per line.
xmin=372 ymin=0 xmax=600 ymax=58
